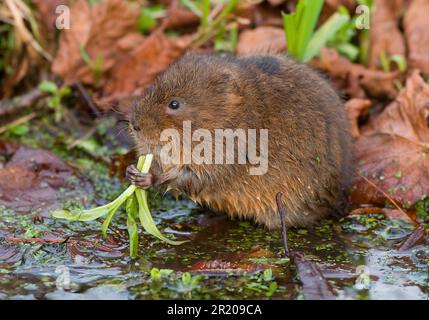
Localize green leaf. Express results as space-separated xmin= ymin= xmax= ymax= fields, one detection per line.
xmin=126 ymin=194 xmax=139 ymax=258
xmin=52 ymin=153 xmax=185 ymax=258
xmin=52 ymin=207 xmax=110 ymax=221
xmin=52 ymin=183 xmax=136 ymax=222
xmin=135 ymin=188 xmax=186 ymax=245
xmin=282 ymin=12 xmax=298 ymax=57
xmin=101 ymin=197 xmax=124 ymax=237
xmin=59 ymin=86 xmax=72 ymax=97
xmin=182 ymin=272 xmax=192 ymax=285
xmin=150 ymin=268 xmax=161 ymax=280
xmin=303 ymin=12 xmax=349 ymax=62
xmin=80 ymin=46 xmax=93 ymax=66
xmin=380 ymin=49 xmax=390 ymax=72
xmin=266 ymin=282 xmax=278 ymax=297
xmin=336 ymin=43 xmax=359 ymax=61
xmin=282 ymin=0 xmax=324 ymax=60
xmin=263 ymin=268 xmax=273 ymax=282
xmin=216 ymin=0 xmax=237 ymax=22
xmin=38 ymin=81 xmax=58 ymax=93
xmin=138 ymin=5 xmax=165 ymax=34
xmin=201 ymin=0 xmax=210 ymax=30
xmin=390 ymin=54 xmax=407 ymax=73
xmin=296 ymin=0 xmax=324 ymax=60
xmin=191 ymin=274 xmax=203 ymax=286
xmin=180 ymin=0 xmax=201 ymax=17
xmin=9 ymin=124 xmax=29 ymax=136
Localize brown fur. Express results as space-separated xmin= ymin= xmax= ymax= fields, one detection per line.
xmin=129 ymin=53 xmax=352 ymax=229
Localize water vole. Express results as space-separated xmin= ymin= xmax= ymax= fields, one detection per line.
xmin=126 ymin=53 xmax=352 ymax=229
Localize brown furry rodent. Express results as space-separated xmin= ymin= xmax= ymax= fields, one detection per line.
xmin=126 ymin=53 xmax=352 ymax=229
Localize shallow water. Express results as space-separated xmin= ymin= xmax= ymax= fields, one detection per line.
xmin=1 ymin=203 xmax=427 ymax=300
xmin=0 ymin=116 xmax=427 ymax=300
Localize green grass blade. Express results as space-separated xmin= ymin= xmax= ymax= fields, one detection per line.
xmin=336 ymin=43 xmax=359 ymax=61
xmin=135 ymin=153 xmax=186 ymax=245
xmin=303 ymin=12 xmax=349 ymax=62
xmin=390 ymin=54 xmax=407 ymax=72
xmin=201 ymin=0 xmax=210 ymax=30
xmin=282 ymin=12 xmax=298 ymax=58
xmin=126 ymin=194 xmax=139 ymax=258
xmin=136 ymin=188 xmax=187 ymax=246
xmin=101 ymin=198 xmax=124 ymax=237
xmin=52 ymin=183 xmax=136 ymax=222
xmin=217 ymin=0 xmax=238 ymax=22
xmin=296 ymin=0 xmax=324 ymax=60
xmin=181 ymin=0 xmax=202 ymax=17
xmin=52 ymin=204 xmax=111 ymax=221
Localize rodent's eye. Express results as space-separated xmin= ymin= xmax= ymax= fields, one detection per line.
xmin=168 ymin=100 xmax=180 ymax=110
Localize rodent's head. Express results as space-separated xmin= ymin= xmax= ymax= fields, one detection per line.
xmin=129 ymin=54 xmax=243 ymax=156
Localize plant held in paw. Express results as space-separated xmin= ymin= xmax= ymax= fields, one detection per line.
xmin=52 ymin=154 xmax=186 ymax=258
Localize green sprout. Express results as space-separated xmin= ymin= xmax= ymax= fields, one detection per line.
xmin=52 ymin=154 xmax=186 ymax=258
xmin=190 ymin=0 xmax=238 ymax=48
xmin=245 ymin=268 xmax=278 ymax=297
xmin=80 ymin=46 xmax=103 ymax=85
xmin=38 ymin=81 xmax=71 ymax=123
xmin=380 ymin=50 xmax=407 ymax=90
xmin=138 ymin=4 xmax=166 ymax=34
xmin=380 ymin=50 xmax=407 ymax=73
xmin=282 ymin=0 xmax=349 ymax=62
xmin=328 ymin=6 xmax=360 ymax=61
xmin=357 ymin=0 xmax=373 ymax=65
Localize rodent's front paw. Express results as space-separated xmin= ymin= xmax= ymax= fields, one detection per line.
xmin=126 ymin=164 xmax=154 ymax=189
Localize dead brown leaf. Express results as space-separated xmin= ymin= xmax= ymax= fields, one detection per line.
xmin=291 ymin=251 xmax=336 ymax=300
xmin=0 ymin=143 xmax=93 ymax=215
xmin=398 ymin=226 xmax=427 ymax=251
xmin=52 ymin=0 xmax=142 ymax=85
xmin=404 ymin=0 xmax=429 ymax=74
xmin=351 ymin=71 xmax=429 ymax=207
xmin=163 ymin=6 xmax=200 ymax=30
xmin=345 ymin=98 xmax=372 ymax=138
xmin=351 ymin=89 xmax=429 ymax=205
xmin=33 ymin=0 xmax=68 ymax=32
xmin=240 ymin=1 xmax=283 ymax=28
xmin=351 ymin=133 xmax=429 ymax=207
xmin=98 ymin=32 xmax=191 ymax=112
xmin=236 ymin=26 xmax=286 ymax=55
xmin=349 ymin=207 xmax=417 ymax=225
xmin=325 ymin=0 xmax=356 ymax=7
xmin=266 ymin=0 xmax=286 ymax=6
xmin=0 ymin=243 xmax=23 ymax=264
xmin=312 ymin=48 xmax=400 ymax=99
xmin=362 ymin=70 xmax=429 ymax=142
xmin=368 ymin=0 xmax=406 ymax=70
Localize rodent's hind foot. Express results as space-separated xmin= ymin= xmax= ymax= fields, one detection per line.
xmin=126 ymin=164 xmax=154 ymax=189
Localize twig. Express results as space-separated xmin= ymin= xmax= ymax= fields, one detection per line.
xmin=398 ymin=226 xmax=427 ymax=252
xmin=276 ymin=192 xmax=290 ymax=257
xmin=191 ymin=2 xmax=234 ymax=48
xmin=349 ymin=207 xmax=386 ymax=216
xmin=66 ymin=126 xmax=97 ymax=150
xmin=275 ymin=194 xmax=336 ymax=299
xmin=4 ymin=236 xmax=116 ymax=252
xmin=4 ymin=0 xmax=52 ymax=61
xmin=0 ymin=88 xmax=43 ymax=117
xmin=0 ymin=112 xmax=38 ymax=134
xmin=74 ymin=82 xmax=101 ymax=117
xmin=4 ymin=237 xmax=67 ymax=244
xmin=360 ymin=175 xmax=408 ymax=216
